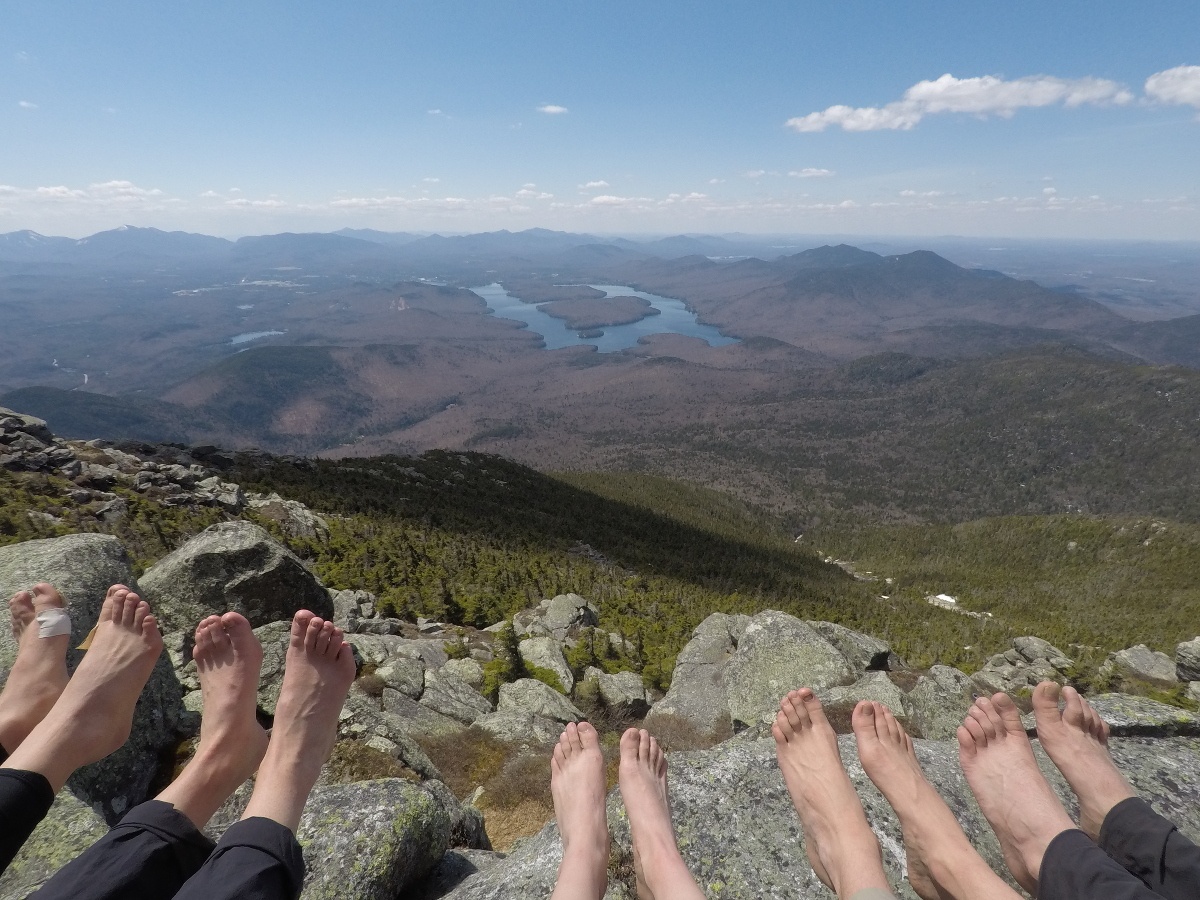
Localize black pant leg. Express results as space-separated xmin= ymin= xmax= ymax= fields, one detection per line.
xmin=31 ymin=799 xmax=214 ymax=900
xmin=1098 ymin=796 xmax=1200 ymax=900
xmin=0 ymin=769 xmax=54 ymax=876
xmin=1038 ymin=828 xmax=1167 ymax=900
xmin=171 ymin=817 xmax=305 ymax=900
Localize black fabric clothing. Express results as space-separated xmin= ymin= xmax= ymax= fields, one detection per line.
xmin=171 ymin=817 xmax=305 ymax=900
xmin=1099 ymin=796 xmax=1200 ymax=900
xmin=0 ymin=742 xmax=8 ymax=764
xmin=1039 ymin=828 xmax=1167 ymax=900
xmin=0 ymin=768 xmax=54 ymax=876
xmin=31 ymin=799 xmax=214 ymax=900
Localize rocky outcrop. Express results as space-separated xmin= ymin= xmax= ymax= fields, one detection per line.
xmin=1101 ymin=644 xmax=1179 ymax=687
xmin=1088 ymin=694 xmax=1200 ymax=737
xmin=513 ymin=593 xmax=599 ymax=641
xmin=208 ymin=779 xmax=452 ymax=900
xmin=442 ymin=733 xmax=1200 ymax=899
xmin=971 ymin=636 xmax=1074 ymax=694
xmin=498 ymin=679 xmax=583 ymax=723
xmin=517 ymin=637 xmax=574 ymax=691
xmin=138 ymin=520 xmax=334 ymax=634
xmin=582 ymin=667 xmax=649 ymax=716
xmin=646 ymin=611 xmax=888 ymax=739
xmin=906 ymin=666 xmax=975 ymax=741
xmin=1177 ymin=638 xmax=1200 ymax=683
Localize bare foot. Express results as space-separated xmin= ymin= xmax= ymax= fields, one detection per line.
xmin=240 ymin=611 xmax=356 ymax=832
xmin=958 ymin=693 xmax=1076 ymax=895
xmin=619 ymin=728 xmax=704 ymax=900
xmin=854 ymin=701 xmax=1020 ymax=900
xmin=773 ymin=688 xmax=892 ymax=897
xmin=3 ymin=585 xmax=162 ymax=791
xmin=1032 ymin=682 xmax=1135 ymax=840
xmin=0 ymin=584 xmax=71 ymax=752
xmin=549 ymin=721 xmax=609 ymax=900
xmin=157 ymin=613 xmax=268 ymax=828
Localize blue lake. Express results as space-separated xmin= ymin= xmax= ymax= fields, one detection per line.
xmin=469 ymin=283 xmax=738 ymax=352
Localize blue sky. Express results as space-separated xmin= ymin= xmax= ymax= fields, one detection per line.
xmin=3 ymin=1 xmax=1198 ymax=238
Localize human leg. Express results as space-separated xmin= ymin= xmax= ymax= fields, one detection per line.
xmin=618 ymin=727 xmax=703 ymax=900
xmin=1034 ymin=682 xmax=1199 ymax=899
xmin=0 ymin=586 xmax=160 ymax=875
xmin=0 ymin=584 xmax=71 ymax=755
xmin=549 ymin=721 xmax=610 ymax=900
xmin=959 ymin=692 xmax=1163 ymax=900
xmin=169 ymin=611 xmax=355 ymax=900
xmin=30 ymin=613 xmax=269 ymax=900
xmin=773 ymin=688 xmax=895 ymax=899
xmin=853 ymin=700 xmax=1019 ymax=900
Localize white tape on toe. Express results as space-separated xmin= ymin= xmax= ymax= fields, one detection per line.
xmin=36 ymin=608 xmax=72 ymax=638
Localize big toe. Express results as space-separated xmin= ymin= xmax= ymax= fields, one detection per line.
xmin=1032 ymin=681 xmax=1063 ymax=725
xmin=30 ymin=583 xmax=65 ymax=610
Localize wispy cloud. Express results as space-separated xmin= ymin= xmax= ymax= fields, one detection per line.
xmin=422 ymin=177 xmax=440 ymax=183
xmin=226 ymin=198 xmax=287 ymax=209
xmin=1144 ymin=65 xmax=1200 ymax=109
xmin=900 ymin=189 xmax=944 ymax=197
xmin=516 ymin=188 xmax=553 ymax=200
xmin=15 ymin=51 xmax=29 ymax=62
xmin=427 ymin=108 xmax=444 ymax=116
xmin=580 ymin=180 xmax=609 ymax=189
xmin=789 ymin=168 xmax=834 ymax=178
xmin=18 ymin=100 xmax=38 ymax=110
xmin=787 ymin=73 xmax=1134 ymax=132
xmin=537 ymin=104 xmax=568 ymax=115
xmin=742 ymin=169 xmax=767 ymax=178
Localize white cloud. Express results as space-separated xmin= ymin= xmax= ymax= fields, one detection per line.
xmin=742 ymin=169 xmax=767 ymax=178
xmin=225 ymin=198 xmax=287 ymax=209
xmin=1043 ymin=186 xmax=1058 ymax=195
xmin=789 ymin=168 xmax=834 ymax=178
xmin=580 ymin=180 xmax=609 ymax=189
xmin=900 ymin=189 xmax=944 ymax=197
xmin=786 ymin=73 xmax=1134 ymax=132
xmin=427 ymin=108 xmax=444 ymax=116
xmin=515 ymin=188 xmax=553 ymax=200
xmin=589 ymin=195 xmax=630 ymax=206
xmin=537 ymin=104 xmax=568 ymax=115
xmin=18 ymin=100 xmax=37 ymax=109
xmin=422 ymin=177 xmax=440 ymax=183
xmin=708 ymin=178 xmax=725 ymax=184
xmin=200 ymin=190 xmax=222 ymax=198
xmin=1144 ymin=65 xmax=1200 ymax=108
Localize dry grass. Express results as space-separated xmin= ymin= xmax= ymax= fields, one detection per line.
xmin=477 ymin=797 xmax=554 ymax=852
xmin=324 ymin=739 xmax=420 ymax=784
xmin=643 ymin=712 xmax=730 ymax=752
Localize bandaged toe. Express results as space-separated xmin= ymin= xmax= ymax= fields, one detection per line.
xmin=36 ymin=608 xmax=72 ymax=639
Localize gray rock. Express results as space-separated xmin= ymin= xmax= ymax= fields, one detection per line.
xmin=246 ymin=494 xmax=329 ymax=541
xmin=822 ymin=671 xmax=911 ymax=716
xmin=1177 ymin=638 xmax=1200 ymax=683
xmin=517 ymin=637 xmax=574 ymax=692
xmin=643 ymin=612 xmax=741 ymax=740
xmin=444 ymin=732 xmax=1200 ymax=899
xmin=376 ymin=658 xmax=428 ymax=699
xmin=253 ymin=620 xmax=294 ymax=715
xmin=809 ymin=620 xmax=904 ymax=672
xmin=0 ymin=790 xmax=108 ymax=899
xmin=0 ymin=534 xmax=184 ymax=821
xmin=908 ymin=666 xmax=975 ymax=740
xmin=1088 ymin=694 xmax=1200 ymax=736
xmin=410 ymin=850 xmax=508 ymax=900
xmin=474 ymin=710 xmax=564 ymax=745
xmin=442 ymin=657 xmax=485 ymax=690
xmin=380 ymin=690 xmax=469 ymax=739
xmin=723 ymin=611 xmax=853 ymax=728
xmin=1102 ymin=645 xmax=1179 ymax=686
xmin=209 ymin=779 xmax=450 ymax=900
xmin=351 ymin=618 xmax=405 ymax=636
xmin=1189 ymin=682 xmax=1200 ymax=705
xmin=0 ymin=407 xmax=54 ymax=443
xmin=138 ymin=520 xmax=333 ymax=633
xmin=420 ymin=669 xmax=493 ymax=725
xmin=583 ymin=667 xmax=649 ymax=715
xmin=541 ymin=593 xmax=600 ymax=635
xmin=421 ymin=779 xmax=492 ymax=850
xmin=338 ymin=693 xmax=444 ymax=779
xmin=498 ymin=679 xmax=583 ymax=723
xmin=332 ymin=589 xmax=375 ymax=629
xmin=1012 ymin=636 xmax=1068 ymax=664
